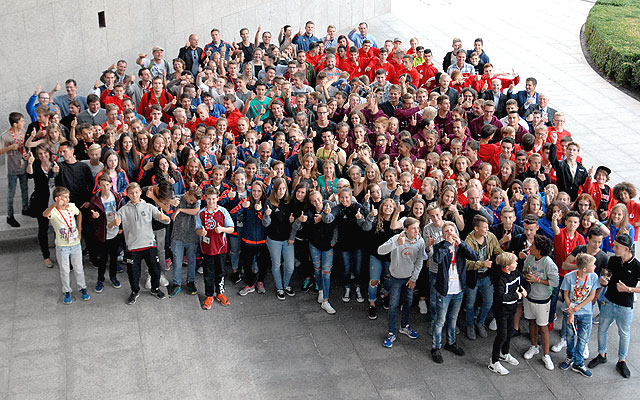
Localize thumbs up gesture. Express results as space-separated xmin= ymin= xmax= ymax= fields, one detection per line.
xmin=242 ymin=199 xmax=250 ymax=208
xmin=52 ymin=162 xmax=60 ymax=173
xmin=324 ymin=203 xmax=331 ymax=214
xmin=397 ymin=233 xmax=405 ymax=245
xmin=255 ymin=201 xmax=262 ymax=211
xmin=299 ymin=211 xmax=308 ymax=223
xmin=264 ymin=204 xmax=271 ymax=215
xmin=370 ymin=207 xmax=378 ymax=218
xmin=355 ymin=208 xmax=363 ymax=220
xmin=90 ymin=210 xmax=100 ymax=219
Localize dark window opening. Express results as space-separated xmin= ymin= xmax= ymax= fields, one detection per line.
xmin=98 ymin=11 xmax=106 ymax=28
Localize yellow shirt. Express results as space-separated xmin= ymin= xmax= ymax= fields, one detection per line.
xmin=48 ymin=203 xmax=81 ymax=247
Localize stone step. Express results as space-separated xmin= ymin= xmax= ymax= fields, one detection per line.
xmin=0 ymin=213 xmax=39 ymax=242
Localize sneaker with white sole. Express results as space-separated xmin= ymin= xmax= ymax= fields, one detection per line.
xmin=499 ymin=353 xmax=520 ymax=366
xmin=542 ymin=354 xmax=555 ymax=370
xmin=355 ymin=287 xmax=364 ymax=303
xmin=551 ymin=338 xmax=567 ymax=353
xmin=571 ymin=363 xmax=592 ymax=377
xmin=238 ymin=285 xmax=255 ymax=296
xmin=418 ymin=300 xmax=428 ymax=315
xmin=560 ymin=357 xmax=572 ymax=370
xmin=317 ymin=290 xmax=323 ymax=304
xmin=160 ymin=274 xmax=169 ymax=287
xmin=342 ymin=287 xmax=351 ymax=302
xmin=321 ymin=301 xmax=336 ymax=314
xmin=383 ymin=332 xmax=396 ymax=348
xmin=524 ymin=345 xmax=540 ymax=360
xmin=488 ymin=360 xmax=509 ymax=375
xmin=399 ymin=325 xmax=419 ymax=339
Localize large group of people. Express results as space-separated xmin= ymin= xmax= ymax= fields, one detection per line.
xmin=2 ymin=20 xmax=639 ymax=379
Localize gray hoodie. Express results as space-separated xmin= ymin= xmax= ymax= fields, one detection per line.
xmin=378 ymin=232 xmax=426 ymax=281
xmin=116 ymin=199 xmax=169 ymax=251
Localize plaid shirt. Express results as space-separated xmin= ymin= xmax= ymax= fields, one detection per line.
xmin=447 ymin=62 xmax=475 ymax=76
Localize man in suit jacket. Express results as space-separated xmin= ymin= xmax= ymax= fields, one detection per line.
xmin=481 ymin=80 xmax=508 ymax=118
xmin=549 ymin=142 xmax=588 ymax=201
xmin=178 ymin=34 xmax=204 ymax=78
xmin=522 ymin=94 xmax=556 ymax=126
xmin=76 ymin=94 xmax=107 ymax=126
xmin=509 ymin=77 xmax=539 ymax=116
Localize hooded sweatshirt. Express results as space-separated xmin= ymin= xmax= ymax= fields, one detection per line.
xmin=116 ymin=199 xmax=169 ymax=251
xmin=378 ymin=232 xmax=426 ymax=281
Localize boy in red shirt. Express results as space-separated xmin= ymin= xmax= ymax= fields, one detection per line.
xmin=196 ymin=187 xmax=235 ymax=310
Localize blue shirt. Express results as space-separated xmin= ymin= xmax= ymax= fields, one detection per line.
xmin=560 ymin=271 xmax=600 ymax=315
xmin=347 ymin=30 xmax=379 ymax=49
xmin=203 ymin=41 xmax=234 ymax=61
xmin=293 ymin=34 xmax=320 ymax=52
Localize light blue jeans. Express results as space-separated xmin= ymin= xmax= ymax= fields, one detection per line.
xmin=433 ymin=291 xmax=464 ymax=349
xmin=597 ymin=300 xmax=634 ymax=361
xmin=368 ymin=256 xmax=390 ymax=302
xmin=56 ymin=243 xmax=86 ymax=293
xmin=309 ymin=243 xmax=333 ymax=300
xmin=464 ymin=276 xmax=493 ymax=327
xmin=7 ymin=173 xmax=28 ymax=217
xmin=566 ymin=313 xmax=593 ymax=366
xmin=429 ymin=272 xmax=437 ymax=322
xmin=267 ymin=237 xmax=295 ymax=290
xmin=228 ymin=233 xmax=241 ymax=272
xmin=171 ymin=240 xmax=198 ymax=286
xmin=388 ymin=276 xmax=414 ymax=334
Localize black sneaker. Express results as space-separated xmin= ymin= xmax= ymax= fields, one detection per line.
xmin=368 ymin=305 xmax=378 ymax=320
xmin=444 ymin=342 xmax=465 ymax=356
xmin=186 ymin=281 xmax=198 ymax=295
xmin=127 ymin=292 xmax=139 ymax=305
xmin=616 ymin=361 xmax=631 ymax=378
xmin=382 ymin=295 xmax=390 ymax=310
xmin=431 ymin=348 xmax=444 ymax=364
xmin=6 ymin=216 xmax=20 ymax=228
xmin=230 ymin=271 xmax=242 ymax=284
xmin=588 ymin=354 xmax=607 ymax=369
xmin=512 ymin=329 xmax=521 ymax=338
xmin=150 ymin=288 xmax=166 ymax=299
xmin=283 ymin=286 xmax=294 ymax=297
xmin=276 ymin=290 xmax=286 ymax=301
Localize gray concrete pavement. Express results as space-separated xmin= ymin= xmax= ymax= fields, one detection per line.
xmin=3 ymin=0 xmax=640 ymax=398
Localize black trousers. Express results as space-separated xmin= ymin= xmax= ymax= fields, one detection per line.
xmin=203 ymin=253 xmax=226 ymax=297
xmin=97 ymin=235 xmax=122 ymax=282
xmin=125 ymin=247 xmax=161 ymax=293
xmin=240 ymin=243 xmax=270 ymax=287
xmin=295 ymin=238 xmax=313 ymax=279
xmin=37 ymin=215 xmax=50 ymax=260
xmin=492 ymin=306 xmax=516 ymax=363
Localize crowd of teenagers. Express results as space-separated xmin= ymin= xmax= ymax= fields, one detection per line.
xmin=2 ymin=20 xmax=640 ymax=378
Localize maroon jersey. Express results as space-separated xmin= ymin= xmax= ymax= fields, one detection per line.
xmin=198 ymin=207 xmax=232 ymax=256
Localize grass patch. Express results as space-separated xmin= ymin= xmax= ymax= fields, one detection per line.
xmin=585 ymin=0 xmax=640 ymax=89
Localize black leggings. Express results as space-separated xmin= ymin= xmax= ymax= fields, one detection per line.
xmin=37 ymin=215 xmax=50 ymax=260
xmin=203 ymin=253 xmax=226 ymax=297
xmin=492 ymin=306 xmax=516 ymax=363
xmin=240 ymin=243 xmax=270 ymax=287
xmin=295 ymin=238 xmax=312 ymax=279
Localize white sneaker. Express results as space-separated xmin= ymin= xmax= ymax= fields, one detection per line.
xmin=551 ymin=338 xmax=567 ymax=353
xmin=488 ymin=360 xmax=509 ymax=375
xmin=321 ymin=301 xmax=336 ymax=314
xmin=542 ymin=354 xmax=555 ymax=370
xmin=489 ymin=318 xmax=497 ymax=331
xmin=524 ymin=345 xmax=540 ymax=360
xmin=583 ymin=345 xmax=589 ymax=360
xmin=418 ymin=300 xmax=428 ymax=315
xmin=355 ymin=287 xmax=365 ymax=303
xmin=342 ymin=288 xmax=351 ymax=302
xmin=144 ymin=275 xmax=152 ymax=290
xmin=499 ymin=353 xmax=520 ymax=366
xmin=317 ymin=290 xmax=323 ymax=304
xmin=197 ymin=266 xmax=203 ymax=274
xmin=160 ymin=274 xmax=169 ymax=287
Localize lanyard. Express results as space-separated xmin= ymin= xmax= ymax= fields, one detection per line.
xmin=450 ymin=243 xmax=458 ymax=271
xmin=55 ymin=206 xmax=74 ymax=232
xmin=323 ymin=176 xmax=334 ymax=198
xmin=575 ymin=273 xmax=588 ymax=293
xmin=322 ymin=147 xmax=333 ymax=162
xmin=9 ymin=129 xmax=24 ymax=154
xmin=204 ymin=207 xmax=218 ymax=229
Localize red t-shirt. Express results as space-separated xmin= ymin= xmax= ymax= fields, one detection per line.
xmin=199 ymin=208 xmax=229 ymax=256
xmin=553 ymin=228 xmax=586 ymax=277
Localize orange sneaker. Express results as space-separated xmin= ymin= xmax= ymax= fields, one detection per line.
xmin=216 ymin=293 xmax=230 ymax=306
xmin=202 ymin=296 xmax=214 ymax=310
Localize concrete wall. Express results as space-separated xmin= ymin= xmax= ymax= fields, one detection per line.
xmin=0 ymin=0 xmax=391 ymax=131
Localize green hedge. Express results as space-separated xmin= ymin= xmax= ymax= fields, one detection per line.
xmin=584 ymin=0 xmax=640 ymax=89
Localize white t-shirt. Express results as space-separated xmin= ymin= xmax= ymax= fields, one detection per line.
xmin=49 ymin=203 xmax=80 ymax=247
xmin=447 ymin=243 xmax=462 ymax=295
xmin=101 ymin=192 xmax=119 ymax=240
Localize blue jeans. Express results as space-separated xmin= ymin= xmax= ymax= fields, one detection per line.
xmin=309 ymin=243 xmax=333 ymax=300
xmin=7 ymin=173 xmax=28 ymax=217
xmin=464 ymin=276 xmax=493 ymax=327
xmin=388 ymin=276 xmax=414 ymax=334
xmin=368 ymin=256 xmax=390 ymax=302
xmin=566 ymin=313 xmax=593 ymax=366
xmin=171 ymin=240 xmax=198 ymax=286
xmin=228 ymin=233 xmax=241 ymax=272
xmin=550 ymin=276 xmax=564 ymax=325
xmin=433 ymin=291 xmax=464 ymax=349
xmin=598 ymin=300 xmax=634 ymax=361
xmin=429 ymin=272 xmax=437 ymax=322
xmin=340 ymin=249 xmax=362 ymax=289
xmin=267 ymin=237 xmax=295 ymax=290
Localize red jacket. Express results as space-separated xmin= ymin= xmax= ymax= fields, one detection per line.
xmin=365 ymin=59 xmax=396 ymax=82
xmin=100 ymin=91 xmax=131 ymax=114
xmin=137 ymin=89 xmax=174 ymax=122
xmin=187 ymin=116 xmax=217 ymax=132
xmin=416 ymin=63 xmax=438 ymax=87
xmin=225 ymin=108 xmax=244 ymax=137
xmin=342 ymin=60 xmax=364 ymax=79
xmin=399 ymin=67 xmax=421 ymax=88
xmin=471 ymin=74 xmax=520 ymax=93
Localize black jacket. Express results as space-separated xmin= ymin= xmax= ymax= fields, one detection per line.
xmin=549 ymin=144 xmax=588 ymax=201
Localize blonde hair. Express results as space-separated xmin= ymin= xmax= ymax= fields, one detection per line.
xmin=496 ymin=252 xmax=517 ymax=267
